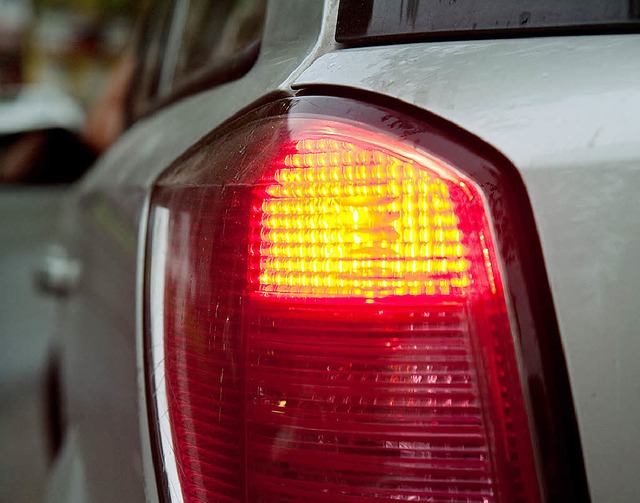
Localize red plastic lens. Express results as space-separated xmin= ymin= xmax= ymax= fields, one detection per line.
xmin=147 ymin=110 xmax=541 ymax=502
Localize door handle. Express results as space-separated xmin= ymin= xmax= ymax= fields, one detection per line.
xmin=34 ymin=244 xmax=81 ymax=297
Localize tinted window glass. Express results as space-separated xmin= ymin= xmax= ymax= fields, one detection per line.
xmin=172 ymin=0 xmax=266 ymax=91
xmin=338 ymin=0 xmax=640 ymax=43
xmin=130 ymin=0 xmax=174 ymax=118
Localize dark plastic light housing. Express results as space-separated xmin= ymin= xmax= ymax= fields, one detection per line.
xmin=145 ymin=96 xmax=588 ymax=503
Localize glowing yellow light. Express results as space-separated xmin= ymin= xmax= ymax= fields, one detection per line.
xmin=255 ymin=137 xmax=471 ymax=298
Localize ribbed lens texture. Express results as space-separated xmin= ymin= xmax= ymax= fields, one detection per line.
xmin=246 ymin=136 xmax=497 ymax=502
xmin=158 ymin=186 xmax=248 ymax=502
xmin=149 ymin=119 xmax=540 ymax=503
xmin=246 ymin=301 xmax=492 ymax=502
xmin=251 ymin=138 xmax=471 ymax=298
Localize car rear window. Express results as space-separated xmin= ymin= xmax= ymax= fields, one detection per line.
xmin=171 ymin=0 xmax=266 ymax=92
xmin=129 ymin=0 xmax=266 ymax=120
xmin=337 ymin=0 xmax=640 ymax=44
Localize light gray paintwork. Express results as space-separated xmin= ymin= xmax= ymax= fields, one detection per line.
xmin=0 ymin=188 xmax=68 ymax=503
xmin=44 ymin=428 xmax=89 ymax=503
xmin=47 ymin=0 xmax=640 ymax=499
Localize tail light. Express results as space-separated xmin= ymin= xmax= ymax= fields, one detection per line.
xmin=145 ymin=97 xmax=582 ymax=502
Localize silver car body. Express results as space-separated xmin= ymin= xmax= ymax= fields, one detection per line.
xmin=46 ymin=1 xmax=640 ymax=501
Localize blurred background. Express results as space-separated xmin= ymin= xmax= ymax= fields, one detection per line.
xmin=0 ymin=1 xmax=137 ymax=501
xmin=1 ymin=0 xmax=134 ymax=104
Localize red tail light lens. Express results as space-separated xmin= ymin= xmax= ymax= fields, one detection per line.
xmin=146 ymin=98 xmax=542 ymax=502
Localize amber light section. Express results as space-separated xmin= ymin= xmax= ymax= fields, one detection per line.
xmin=252 ymin=137 xmax=475 ymax=298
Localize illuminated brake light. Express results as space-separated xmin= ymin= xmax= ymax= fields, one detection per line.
xmin=146 ymin=98 xmax=551 ymax=503
xmin=243 ymin=125 xmax=538 ymax=502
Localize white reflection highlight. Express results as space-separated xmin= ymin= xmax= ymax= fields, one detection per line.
xmin=149 ymin=206 xmax=184 ymax=503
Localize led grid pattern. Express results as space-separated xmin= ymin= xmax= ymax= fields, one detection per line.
xmin=253 ymin=137 xmax=472 ymax=298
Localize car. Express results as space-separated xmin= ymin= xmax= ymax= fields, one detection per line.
xmin=42 ymin=1 xmax=640 ymax=502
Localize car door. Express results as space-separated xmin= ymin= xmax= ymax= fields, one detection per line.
xmin=0 ymin=84 xmax=92 ymax=502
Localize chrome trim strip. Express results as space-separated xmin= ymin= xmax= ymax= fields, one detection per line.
xmin=147 ymin=206 xmax=184 ymax=503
